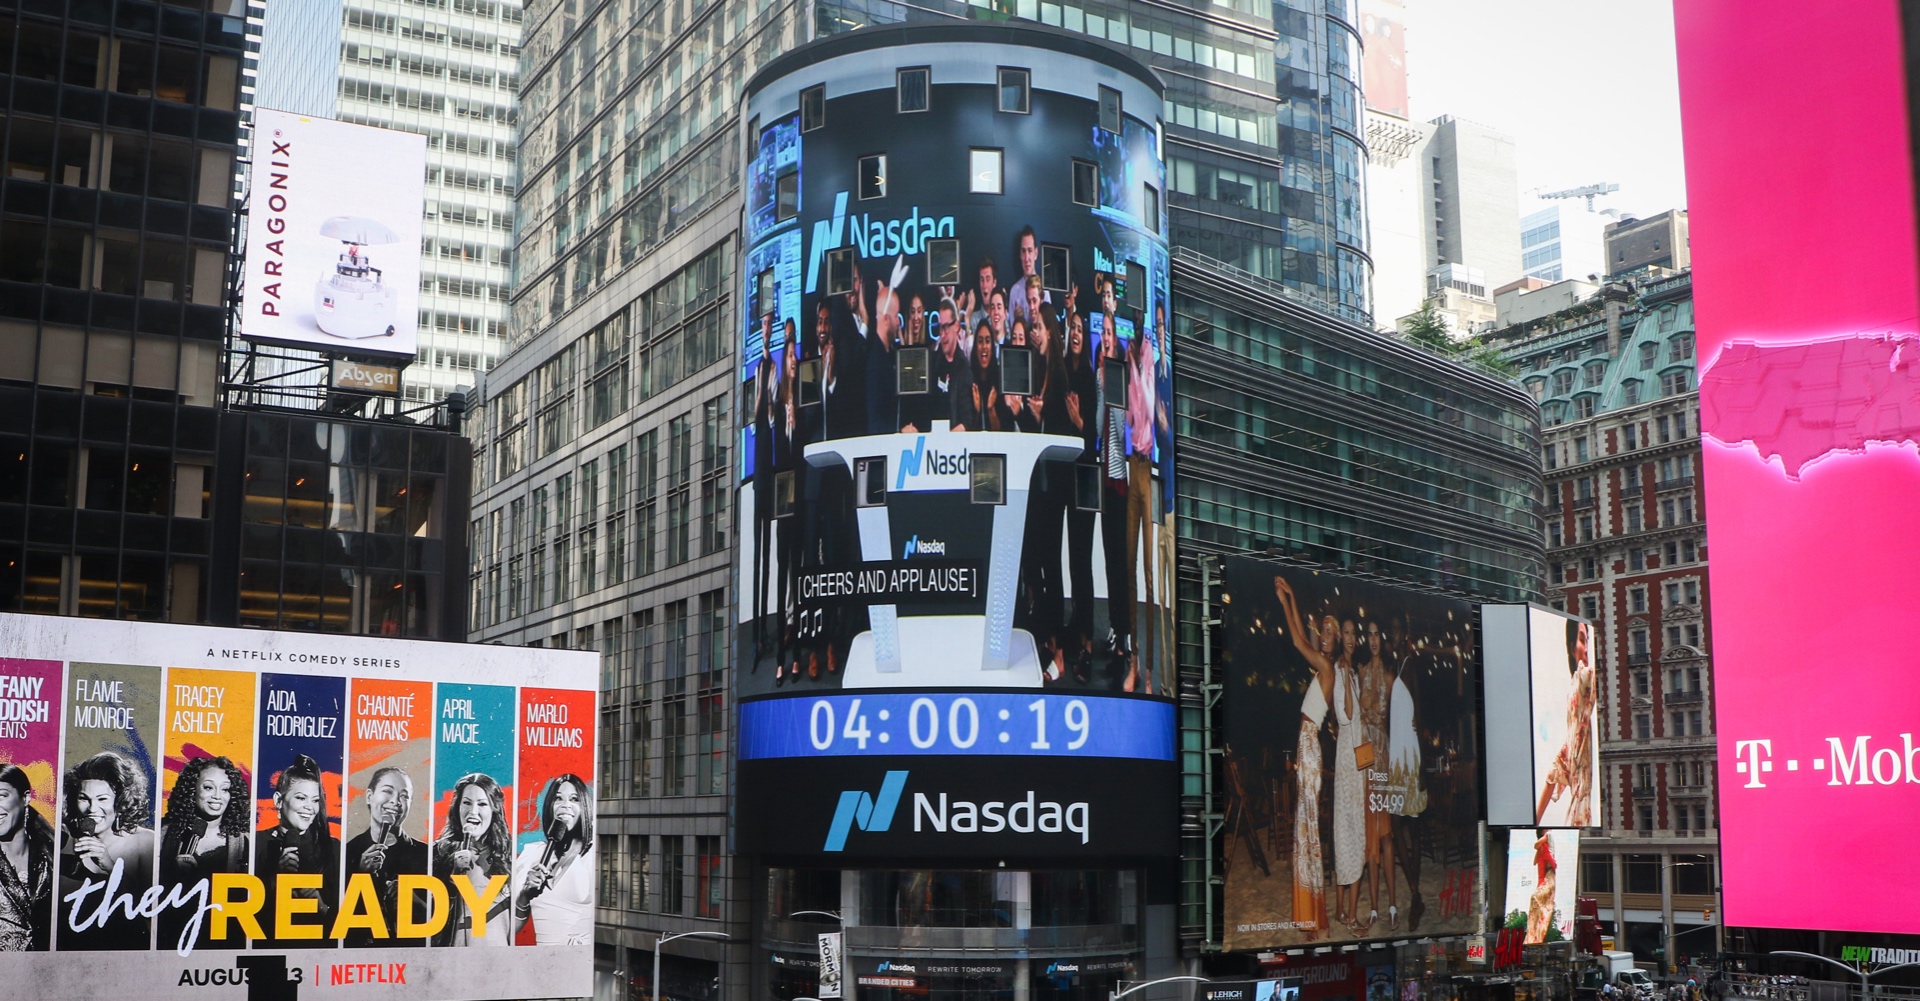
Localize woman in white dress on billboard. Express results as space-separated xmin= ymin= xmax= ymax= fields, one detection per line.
xmin=511 ymin=775 xmax=595 ymax=946
xmin=1274 ymin=578 xmax=1333 ymax=938
xmin=1330 ymin=620 xmax=1367 ymax=932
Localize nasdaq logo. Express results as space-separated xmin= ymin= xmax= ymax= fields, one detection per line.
xmin=823 ymin=770 xmax=909 ymax=851
xmin=901 ymin=536 xmax=947 ymax=558
xmin=893 ymin=436 xmax=969 ymax=490
xmin=804 ymin=191 xmax=955 ymax=293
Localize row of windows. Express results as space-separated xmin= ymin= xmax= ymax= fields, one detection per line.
xmin=799 ymin=76 xmax=1126 ymax=135
xmin=478 ymin=399 xmax=728 ymax=624
xmin=1544 ymin=411 xmax=1694 ymax=469
xmin=340 ymin=44 xmax=521 ymax=91
xmin=344 ymin=8 xmax=521 ymax=55
xmin=2 ymin=20 xmax=243 ymax=112
xmin=1580 ymin=854 xmax=1716 ymax=895
xmin=1549 ymin=537 xmax=1700 ymax=588
xmin=596 ymin=833 xmax=724 ymax=917
xmin=1550 ymin=490 xmax=1695 ymax=548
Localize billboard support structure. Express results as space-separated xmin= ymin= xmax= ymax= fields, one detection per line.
xmin=1195 ymin=554 xmax=1224 ymax=952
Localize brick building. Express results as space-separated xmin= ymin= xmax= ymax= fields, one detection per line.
xmin=1490 ymin=270 xmax=1720 ymax=969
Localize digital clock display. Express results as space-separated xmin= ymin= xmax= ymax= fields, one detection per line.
xmin=739 ymin=692 xmax=1173 ymax=761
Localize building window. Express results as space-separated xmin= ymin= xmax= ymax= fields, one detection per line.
xmin=1669 ymin=332 xmax=1695 ymax=361
xmin=1625 ymin=465 xmax=1641 ymax=491
xmin=1624 ymin=502 xmax=1642 ymax=532
xmin=858 ymin=154 xmax=887 ymax=200
xmin=1622 ymin=381 xmax=1641 ymax=406
xmin=1543 ymin=444 xmax=1558 ymax=469
xmin=696 ymin=835 xmax=724 ymax=918
xmin=1577 ymin=513 xmax=1594 ymax=543
xmin=1574 ymin=436 xmax=1589 ymax=462
xmin=775 ymin=171 xmax=799 ymax=221
xmin=969 ymin=148 xmax=1003 ymax=194
xmin=897 ymin=67 xmax=929 ymax=113
xmin=1629 ymin=547 xmax=1644 ymax=570
xmin=1552 ymin=370 xmax=1575 ymax=395
xmin=1579 ymin=594 xmax=1598 ymax=621
xmin=800 ymin=84 xmax=825 ymax=132
xmin=1072 ymin=159 xmax=1099 ymax=206
xmin=1661 ymin=369 xmax=1693 ymax=395
xmin=927 ymin=238 xmax=960 ymax=286
xmin=997 ymin=67 xmax=1030 ymax=113
xmin=1548 ymin=521 xmax=1562 ymax=548
xmin=659 ymin=836 xmax=684 ymax=914
xmin=1630 ymin=628 xmax=1649 ymax=656
xmin=1634 ymin=713 xmax=1652 ymax=739
xmin=1633 ymin=670 xmax=1649 ymax=696
xmin=1581 ymin=855 xmax=1614 ymax=894
xmin=1098 ymin=85 xmax=1122 ymax=134
xmin=1550 ymin=563 xmax=1564 ymax=584
xmin=1628 ymin=585 xmax=1647 ymax=613
xmin=1582 ymin=556 xmax=1597 ymax=579
xmin=1144 ymin=183 xmax=1159 ymax=232
xmin=1639 ymin=342 xmax=1658 ymax=369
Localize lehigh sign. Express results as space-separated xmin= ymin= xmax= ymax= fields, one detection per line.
xmin=331 ymin=359 xmax=402 ymax=395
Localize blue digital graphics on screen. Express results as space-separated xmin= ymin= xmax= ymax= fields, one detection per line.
xmin=739 ymin=692 xmax=1174 ymax=760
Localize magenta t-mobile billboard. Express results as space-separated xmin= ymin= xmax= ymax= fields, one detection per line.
xmin=1677 ymin=0 xmax=1920 ymax=933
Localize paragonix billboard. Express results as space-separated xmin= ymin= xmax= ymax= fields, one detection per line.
xmin=0 ymin=615 xmax=596 ymax=1001
xmin=732 ymin=43 xmax=1177 ymax=860
xmin=1677 ymin=0 xmax=1920 ymax=934
xmin=1481 ymin=605 xmax=1598 ymax=829
xmin=1217 ymin=558 xmax=1480 ymax=949
xmin=1501 ymin=828 xmax=1578 ymax=945
xmin=242 ymin=109 xmax=427 ymax=359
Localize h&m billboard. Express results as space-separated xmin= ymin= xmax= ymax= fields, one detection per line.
xmin=1216 ymin=557 xmax=1481 ymax=950
xmin=732 ymin=32 xmax=1177 ymax=861
xmin=0 ymin=615 xmax=596 ymax=1000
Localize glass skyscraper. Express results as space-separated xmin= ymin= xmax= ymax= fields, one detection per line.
xmin=816 ymin=0 xmax=1374 ymax=323
xmin=254 ymin=0 xmax=525 ymax=406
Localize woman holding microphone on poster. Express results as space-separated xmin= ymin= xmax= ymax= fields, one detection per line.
xmin=433 ymin=773 xmax=513 ymax=946
xmin=511 ymin=774 xmax=595 ymax=945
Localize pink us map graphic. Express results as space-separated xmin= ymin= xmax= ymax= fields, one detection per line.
xmin=1702 ymin=334 xmax=1920 ymax=477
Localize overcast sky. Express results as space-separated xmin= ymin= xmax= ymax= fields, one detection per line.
xmin=1400 ymin=0 xmax=1689 ymax=220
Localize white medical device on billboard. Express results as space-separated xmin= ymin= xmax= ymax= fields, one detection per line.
xmin=242 ymin=108 xmax=426 ymax=359
xmin=314 ymin=215 xmax=402 ymax=339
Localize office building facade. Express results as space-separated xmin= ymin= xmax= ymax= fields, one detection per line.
xmin=1520 ymin=200 xmax=1610 ymax=283
xmin=253 ymin=0 xmax=524 ymax=405
xmin=1604 ymin=209 xmax=1689 ymax=277
xmin=1489 ymin=271 xmax=1719 ymax=967
xmin=1368 ymin=114 xmax=1522 ymax=329
xmin=815 ymin=0 xmax=1375 ymax=323
xmin=0 ymin=0 xmax=471 ymax=636
xmin=472 ymin=12 xmax=1547 ymax=1000
xmin=469 ymin=0 xmax=813 ymax=995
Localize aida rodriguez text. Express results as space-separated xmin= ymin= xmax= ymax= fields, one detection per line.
xmin=64 ymin=859 xmax=509 ymax=954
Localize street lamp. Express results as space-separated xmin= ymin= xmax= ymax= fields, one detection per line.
xmin=654 ymin=930 xmax=731 ymax=1001
xmin=1111 ymin=975 xmax=1212 ymax=1001
xmin=1769 ymin=952 xmax=1920 ymax=1001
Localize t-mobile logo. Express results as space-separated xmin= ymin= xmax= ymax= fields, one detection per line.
xmin=1734 ymin=739 xmax=1772 ymax=788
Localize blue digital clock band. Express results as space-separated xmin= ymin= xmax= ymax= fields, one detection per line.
xmin=739 ymin=692 xmax=1175 ymax=761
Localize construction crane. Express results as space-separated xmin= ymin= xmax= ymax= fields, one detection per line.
xmin=1537 ymin=182 xmax=1619 ymax=211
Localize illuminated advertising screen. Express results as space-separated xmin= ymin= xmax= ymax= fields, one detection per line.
xmin=0 ymin=615 xmax=596 ymax=1000
xmin=1481 ymin=605 xmax=1597 ymax=829
xmin=241 ymin=109 xmax=427 ymax=359
xmin=1216 ymin=557 xmax=1481 ymax=950
xmin=1501 ymin=829 xmax=1578 ymax=945
xmin=734 ymin=40 xmax=1176 ymax=860
xmin=1676 ymin=0 xmax=1920 ymax=932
